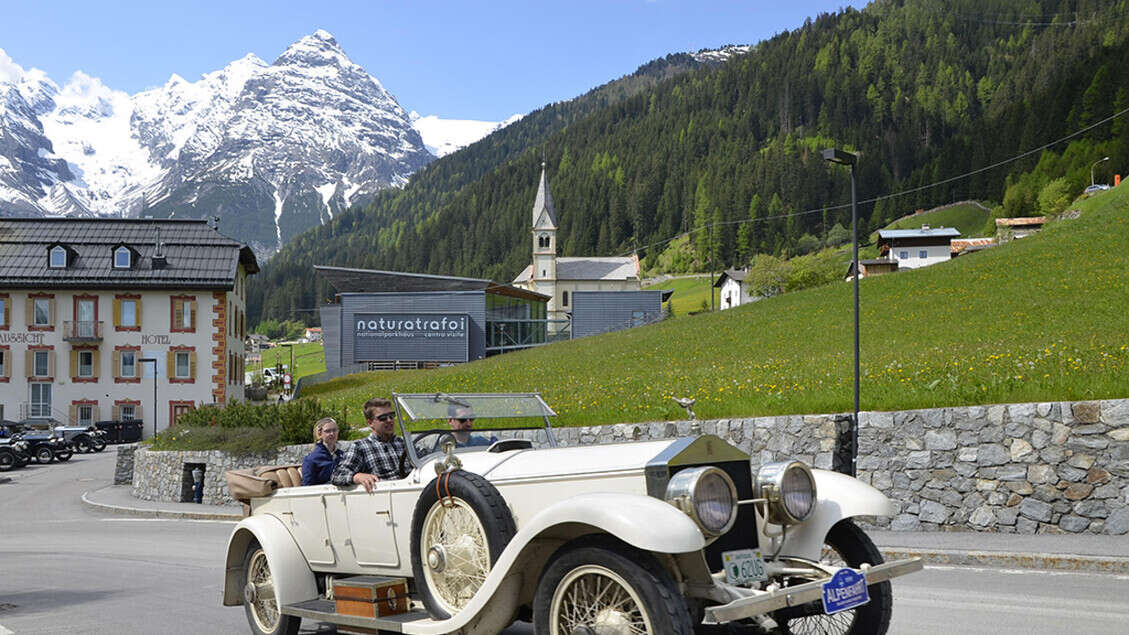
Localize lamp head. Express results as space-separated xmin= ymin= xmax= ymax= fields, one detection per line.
xmin=823 ymin=148 xmax=857 ymax=166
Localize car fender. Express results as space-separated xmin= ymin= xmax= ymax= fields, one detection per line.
xmin=222 ymin=514 xmax=317 ymax=608
xmin=398 ymin=492 xmax=703 ymax=635
xmin=778 ymin=469 xmax=896 ymax=561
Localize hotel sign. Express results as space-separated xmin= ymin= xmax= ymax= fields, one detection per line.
xmin=353 ymin=313 xmax=469 ymax=362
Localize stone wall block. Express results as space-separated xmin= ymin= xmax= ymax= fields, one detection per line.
xmin=924 ymin=430 xmax=957 ymax=450
xmin=1035 ymin=402 xmax=1054 ymax=418
xmin=922 ymin=408 xmax=944 ymax=429
xmin=1101 ymin=400 xmax=1129 ymax=426
xmin=1009 ymin=439 xmax=1034 ymax=462
xmin=1072 ymin=500 xmax=1110 ymax=518
xmin=1109 ymin=428 xmax=1129 ymax=442
xmin=1072 ymin=402 xmax=1101 ymax=424
xmin=1027 ymin=464 xmax=1056 ymax=484
xmin=1105 ymin=506 xmax=1129 ymax=535
xmin=1019 ymin=498 xmax=1053 ymax=522
xmin=978 ymin=426 xmax=1004 ymax=443
xmin=987 ymin=405 xmax=1005 ymax=426
xmin=977 ymin=444 xmax=1009 ymax=466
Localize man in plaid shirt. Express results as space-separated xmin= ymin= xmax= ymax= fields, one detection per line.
xmin=332 ymin=397 xmax=407 ymax=491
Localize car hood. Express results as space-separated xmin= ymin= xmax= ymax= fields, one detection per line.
xmin=453 ymin=439 xmax=677 ymax=482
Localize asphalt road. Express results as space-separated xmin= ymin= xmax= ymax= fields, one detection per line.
xmin=1 ymin=452 xmax=1126 ymax=634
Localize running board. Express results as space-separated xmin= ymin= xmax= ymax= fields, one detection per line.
xmin=704 ymin=557 xmax=924 ymax=624
xmin=282 ymin=599 xmax=432 ymax=633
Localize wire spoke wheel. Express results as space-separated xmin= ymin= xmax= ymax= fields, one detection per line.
xmin=420 ymin=498 xmax=491 ymax=614
xmin=246 ymin=549 xmax=280 ymax=633
xmin=550 ymin=564 xmax=652 ymax=635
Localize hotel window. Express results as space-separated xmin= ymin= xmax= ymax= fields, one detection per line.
xmin=175 ymin=352 xmax=191 ymax=378
xmin=121 ymin=350 xmax=136 ymax=378
xmin=113 ymin=246 xmax=132 ymax=269
xmin=919 ymin=250 xmax=927 ymax=259
xmin=78 ymin=351 xmax=94 ymax=377
xmin=0 ymin=295 xmax=7 ymax=329
xmin=33 ymin=298 xmax=52 ymax=326
xmin=120 ymin=404 xmax=136 ymax=420
xmin=562 ymin=291 xmax=569 ymax=307
xmin=899 ymin=250 xmax=908 ymax=260
xmin=33 ymin=350 xmax=50 ymax=377
xmin=77 ymin=404 xmax=94 ymax=426
xmin=0 ymin=349 xmax=5 ymax=378
xmin=49 ymin=246 xmax=68 ymax=268
xmin=114 ymin=296 xmax=141 ymax=330
xmin=171 ymin=297 xmax=196 ymax=332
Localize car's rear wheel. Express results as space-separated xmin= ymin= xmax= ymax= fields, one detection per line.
xmin=242 ymin=541 xmax=300 ymax=635
xmin=534 ymin=540 xmax=694 ymax=635
xmin=775 ymin=519 xmax=893 ymax=635
xmin=91 ymin=437 xmax=107 ymax=452
xmin=74 ymin=436 xmax=93 ymax=453
xmin=34 ymin=446 xmax=55 ymax=463
xmin=410 ymin=470 xmax=516 ymax=619
xmin=0 ymin=450 xmax=15 ymax=472
xmin=55 ymin=449 xmax=73 ymax=461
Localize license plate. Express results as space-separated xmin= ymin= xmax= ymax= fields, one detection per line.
xmin=721 ymin=549 xmax=768 ymax=585
xmin=821 ymin=568 xmax=870 ymax=614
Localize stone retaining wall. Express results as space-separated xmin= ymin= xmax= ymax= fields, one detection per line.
xmin=124 ymin=398 xmax=1129 ymax=534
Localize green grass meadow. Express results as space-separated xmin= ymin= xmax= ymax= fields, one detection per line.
xmin=304 ymin=186 xmax=1128 ymax=430
xmin=877 ymin=202 xmax=992 ymax=238
xmin=643 ymin=276 xmax=720 ymax=316
xmin=253 ymin=341 xmax=326 ymax=380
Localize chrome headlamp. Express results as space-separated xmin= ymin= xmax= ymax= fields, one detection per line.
xmin=754 ymin=461 xmax=817 ymax=525
xmin=664 ymin=466 xmax=739 ymax=537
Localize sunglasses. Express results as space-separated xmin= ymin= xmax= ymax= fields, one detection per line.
xmin=454 ymin=417 xmax=474 ymax=423
xmin=374 ymin=412 xmax=396 ymax=422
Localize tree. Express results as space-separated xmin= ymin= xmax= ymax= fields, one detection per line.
xmin=746 ymin=254 xmax=791 ymax=298
xmin=1037 ymin=177 xmax=1073 ymax=217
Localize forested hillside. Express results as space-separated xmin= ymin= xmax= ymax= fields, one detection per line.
xmin=249 ymin=0 xmax=1129 ymax=326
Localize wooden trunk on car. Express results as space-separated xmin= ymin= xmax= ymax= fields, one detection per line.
xmin=333 ymin=576 xmax=410 ymax=618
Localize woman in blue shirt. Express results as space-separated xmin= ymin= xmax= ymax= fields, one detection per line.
xmin=301 ymin=417 xmax=343 ymax=485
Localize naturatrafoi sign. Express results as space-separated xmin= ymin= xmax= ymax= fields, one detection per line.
xmin=353 ymin=313 xmax=469 ymax=362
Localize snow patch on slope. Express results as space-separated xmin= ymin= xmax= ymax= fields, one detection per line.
xmin=410 ymin=112 xmax=522 ymax=157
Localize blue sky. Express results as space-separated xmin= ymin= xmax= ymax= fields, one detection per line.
xmin=1 ymin=1 xmax=866 ymax=121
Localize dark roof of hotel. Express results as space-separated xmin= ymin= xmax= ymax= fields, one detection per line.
xmin=0 ymin=218 xmax=257 ymax=290
xmin=315 ymin=266 xmax=550 ymax=302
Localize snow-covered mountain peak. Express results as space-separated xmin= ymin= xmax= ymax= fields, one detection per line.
xmin=273 ymin=29 xmax=353 ymax=70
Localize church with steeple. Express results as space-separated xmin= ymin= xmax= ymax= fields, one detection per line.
xmin=513 ymin=164 xmax=640 ymax=321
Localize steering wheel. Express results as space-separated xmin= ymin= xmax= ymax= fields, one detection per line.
xmin=398 ymin=430 xmax=457 ymax=477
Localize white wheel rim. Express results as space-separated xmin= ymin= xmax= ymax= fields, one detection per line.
xmin=785 ymin=544 xmax=857 ymax=635
xmin=420 ymin=497 xmax=490 ymax=614
xmin=247 ymin=549 xmax=280 ymax=632
xmin=549 ymin=564 xmax=653 ymax=635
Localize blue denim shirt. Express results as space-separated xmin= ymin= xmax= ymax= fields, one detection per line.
xmin=301 ymin=442 xmax=343 ymax=486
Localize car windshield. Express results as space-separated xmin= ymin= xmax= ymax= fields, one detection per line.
xmin=394 ymin=393 xmax=558 ymax=460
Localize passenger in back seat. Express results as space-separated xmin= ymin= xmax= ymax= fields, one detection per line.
xmin=301 ymin=417 xmax=343 ymax=485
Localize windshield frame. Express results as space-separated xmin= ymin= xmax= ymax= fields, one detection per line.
xmin=393 ymin=392 xmax=558 ymax=470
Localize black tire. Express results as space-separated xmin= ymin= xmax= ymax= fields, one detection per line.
xmin=92 ymin=437 xmax=107 ymax=452
xmin=55 ymin=450 xmax=73 ymax=462
xmin=242 ymin=541 xmax=301 ymax=635
xmin=775 ymin=519 xmax=893 ymax=635
xmin=74 ymin=436 xmax=93 ymax=453
xmin=410 ymin=470 xmax=516 ymax=619
xmin=534 ymin=538 xmax=694 ymax=635
xmin=0 ymin=450 xmax=15 ymax=472
xmin=34 ymin=445 xmax=55 ymax=464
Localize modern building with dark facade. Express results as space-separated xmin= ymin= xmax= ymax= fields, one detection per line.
xmin=317 ymin=266 xmax=667 ymax=371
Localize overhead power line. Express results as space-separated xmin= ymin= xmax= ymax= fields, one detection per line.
xmin=618 ymin=104 xmax=1129 ymax=258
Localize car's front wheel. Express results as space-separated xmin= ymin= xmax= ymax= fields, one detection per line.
xmin=534 ymin=540 xmax=694 ymax=635
xmin=55 ymin=449 xmax=73 ymax=461
xmin=73 ymin=435 xmax=93 ymax=453
xmin=0 ymin=450 xmax=15 ymax=472
xmin=91 ymin=436 xmax=107 ymax=452
xmin=241 ymin=541 xmax=300 ymax=635
xmin=34 ymin=446 xmax=55 ymax=464
xmin=774 ymin=519 xmax=893 ymax=635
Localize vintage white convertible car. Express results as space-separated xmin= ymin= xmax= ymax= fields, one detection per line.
xmin=223 ymin=393 xmax=921 ymax=635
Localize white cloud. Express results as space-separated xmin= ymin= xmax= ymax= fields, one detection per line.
xmin=0 ymin=47 xmax=28 ymax=83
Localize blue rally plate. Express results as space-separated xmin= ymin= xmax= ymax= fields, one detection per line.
xmin=821 ymin=568 xmax=870 ymax=615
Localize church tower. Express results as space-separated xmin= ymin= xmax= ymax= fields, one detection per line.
xmin=531 ymin=163 xmax=558 ymax=306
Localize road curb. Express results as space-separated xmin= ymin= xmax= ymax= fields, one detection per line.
xmin=880 ymin=547 xmax=1129 ymax=574
xmin=81 ymin=490 xmax=242 ymax=521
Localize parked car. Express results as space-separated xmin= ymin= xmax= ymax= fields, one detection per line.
xmin=0 ymin=436 xmax=32 ymax=472
xmin=53 ymin=424 xmax=108 ymax=453
xmin=223 ymin=393 xmax=921 ymax=635
xmin=0 ymin=424 xmax=73 ymax=464
xmin=95 ymin=419 xmax=144 ymax=444
xmin=1084 ymin=183 xmax=1111 ymax=194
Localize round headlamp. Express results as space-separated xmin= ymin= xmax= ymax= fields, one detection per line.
xmin=664 ymin=466 xmax=739 ymax=537
xmin=754 ymin=461 xmax=817 ymax=525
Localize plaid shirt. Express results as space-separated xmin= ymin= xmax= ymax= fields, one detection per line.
xmin=331 ymin=434 xmax=406 ymax=484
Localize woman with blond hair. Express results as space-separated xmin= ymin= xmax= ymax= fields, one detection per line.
xmin=301 ymin=417 xmax=343 ymax=485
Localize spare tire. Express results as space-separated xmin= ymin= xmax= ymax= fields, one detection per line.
xmin=410 ymin=470 xmax=516 ymax=619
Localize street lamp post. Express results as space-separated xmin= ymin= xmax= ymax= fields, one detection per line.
xmin=140 ymin=357 xmax=158 ymax=439
xmin=1091 ymin=156 xmax=1110 ymax=186
xmin=823 ymin=148 xmax=860 ymax=478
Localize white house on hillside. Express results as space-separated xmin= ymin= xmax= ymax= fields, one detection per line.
xmin=876 ymin=226 xmax=961 ymax=270
xmin=714 ymin=269 xmax=758 ymax=310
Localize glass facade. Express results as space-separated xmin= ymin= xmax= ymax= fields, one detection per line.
xmin=484 ymin=291 xmax=568 ymax=354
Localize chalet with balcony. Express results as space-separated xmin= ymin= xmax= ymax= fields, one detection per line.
xmin=0 ymin=218 xmax=258 ymax=437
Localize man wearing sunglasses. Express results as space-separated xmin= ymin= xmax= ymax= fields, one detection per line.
xmin=446 ymin=404 xmax=496 ymax=448
xmin=332 ymin=397 xmax=406 ymax=492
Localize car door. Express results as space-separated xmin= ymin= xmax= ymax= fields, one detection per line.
xmin=285 ymin=494 xmax=336 ymax=566
xmin=332 ymin=488 xmax=399 ymax=567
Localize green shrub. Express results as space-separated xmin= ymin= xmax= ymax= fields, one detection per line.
xmin=171 ymin=398 xmax=350 ymax=448
xmin=150 ymin=426 xmax=282 ymax=455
